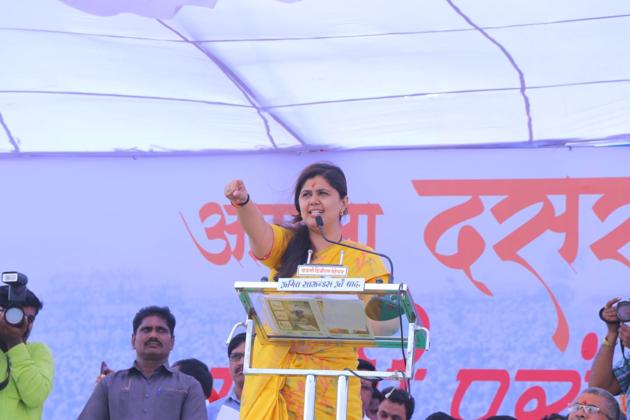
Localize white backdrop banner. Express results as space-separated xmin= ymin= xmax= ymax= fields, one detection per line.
xmin=0 ymin=148 xmax=628 ymax=419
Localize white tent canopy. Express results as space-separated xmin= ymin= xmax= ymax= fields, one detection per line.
xmin=2 ymin=0 xmax=629 ymax=154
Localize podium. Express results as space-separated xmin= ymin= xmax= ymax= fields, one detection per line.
xmin=227 ymin=274 xmax=429 ymax=420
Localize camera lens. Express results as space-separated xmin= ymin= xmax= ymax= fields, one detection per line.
xmin=4 ymin=306 xmax=25 ymax=326
xmin=617 ymin=301 xmax=630 ymax=323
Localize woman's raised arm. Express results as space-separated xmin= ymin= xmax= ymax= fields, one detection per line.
xmin=224 ymin=179 xmax=274 ymax=259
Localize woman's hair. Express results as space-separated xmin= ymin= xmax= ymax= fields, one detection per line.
xmin=274 ymin=162 xmax=347 ymax=279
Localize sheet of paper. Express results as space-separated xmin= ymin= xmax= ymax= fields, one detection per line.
xmin=320 ymin=298 xmax=373 ymax=338
xmin=264 ymin=297 xmax=328 ymax=337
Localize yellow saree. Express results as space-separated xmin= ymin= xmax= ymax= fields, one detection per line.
xmin=240 ymin=225 xmax=389 ymax=420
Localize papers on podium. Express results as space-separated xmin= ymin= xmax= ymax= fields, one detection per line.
xmin=264 ymin=295 xmax=374 ymax=339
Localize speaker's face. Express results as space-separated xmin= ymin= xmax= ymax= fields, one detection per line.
xmin=298 ymin=175 xmax=347 ymax=234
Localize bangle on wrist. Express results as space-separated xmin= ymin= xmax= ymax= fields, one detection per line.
xmin=603 ymin=336 xmax=616 ymax=347
xmin=230 ymin=194 xmax=250 ymax=208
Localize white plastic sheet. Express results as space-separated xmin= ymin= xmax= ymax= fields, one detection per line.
xmin=1 ymin=0 xmax=629 ymax=153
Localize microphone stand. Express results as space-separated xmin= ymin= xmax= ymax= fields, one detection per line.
xmin=315 ymin=216 xmax=394 ymax=282
xmin=314 ymin=216 xmax=410 ymax=391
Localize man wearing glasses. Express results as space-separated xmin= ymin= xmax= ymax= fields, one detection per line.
xmin=0 ymin=285 xmax=54 ymax=420
xmin=207 ymin=332 xmax=245 ymax=420
xmin=567 ymin=387 xmax=620 ymax=420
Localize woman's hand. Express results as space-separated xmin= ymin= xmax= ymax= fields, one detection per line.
xmin=223 ymin=179 xmax=273 ymax=258
xmin=225 ymin=179 xmax=249 ymax=206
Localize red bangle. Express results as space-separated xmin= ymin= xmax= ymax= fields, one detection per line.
xmin=230 ymin=194 xmax=250 ymax=208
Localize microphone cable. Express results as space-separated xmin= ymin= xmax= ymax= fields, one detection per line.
xmin=315 ymin=215 xmax=411 ymax=392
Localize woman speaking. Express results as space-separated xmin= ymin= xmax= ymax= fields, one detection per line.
xmin=224 ymin=162 xmax=389 ymax=420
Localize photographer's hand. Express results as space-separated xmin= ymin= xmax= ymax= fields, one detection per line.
xmin=601 ymin=297 xmax=621 ymax=340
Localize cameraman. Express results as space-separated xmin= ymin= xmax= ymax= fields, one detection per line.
xmin=589 ymin=297 xmax=630 ymax=406
xmin=0 ymin=285 xmax=54 ymax=419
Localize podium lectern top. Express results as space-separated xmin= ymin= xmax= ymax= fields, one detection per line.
xmin=234 ymin=280 xmax=428 ymax=350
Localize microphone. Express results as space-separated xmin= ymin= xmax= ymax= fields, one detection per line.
xmin=315 ymin=215 xmax=401 ymax=321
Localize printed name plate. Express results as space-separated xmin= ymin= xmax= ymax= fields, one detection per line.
xmin=296 ymin=264 xmax=348 ymax=277
xmin=277 ymin=277 xmax=365 ymax=292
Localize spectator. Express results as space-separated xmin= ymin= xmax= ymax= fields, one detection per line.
xmin=78 ymin=306 xmax=207 ymax=420
xmin=367 ymin=388 xmax=384 ymax=420
xmin=378 ymin=387 xmax=415 ymax=420
xmin=567 ymin=387 xmax=620 ymax=420
xmin=207 ymin=333 xmax=245 ymax=419
xmin=541 ymin=414 xmax=567 ymax=420
xmin=425 ymin=412 xmax=458 ymax=420
xmin=173 ymin=358 xmax=213 ymax=400
xmin=358 ymin=359 xmax=380 ymax=420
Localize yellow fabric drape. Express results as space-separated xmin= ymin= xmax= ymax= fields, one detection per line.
xmin=241 ymin=225 xmax=389 ymax=420
xmin=241 ymin=340 xmax=363 ymax=420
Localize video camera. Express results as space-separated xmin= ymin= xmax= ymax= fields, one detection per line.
xmin=1 ymin=271 xmax=31 ymax=327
